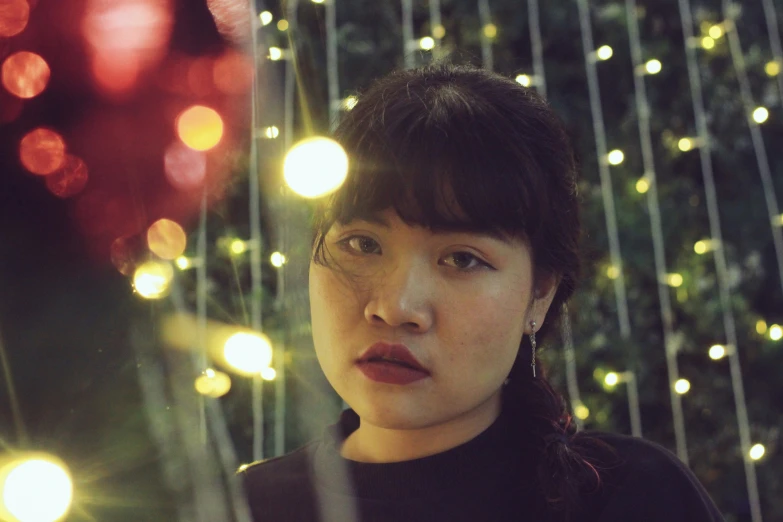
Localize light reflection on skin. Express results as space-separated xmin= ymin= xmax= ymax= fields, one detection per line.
xmin=309 ymin=208 xmax=558 ymax=464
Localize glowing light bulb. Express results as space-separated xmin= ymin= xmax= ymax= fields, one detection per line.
xmin=177 ymin=105 xmax=224 ymax=151
xmin=268 ymin=47 xmax=283 ymax=61
xmin=574 ymin=403 xmax=590 ymax=420
xmin=635 ymin=178 xmax=650 ymax=194
xmin=341 ymin=96 xmax=358 ymax=111
xmin=765 ymin=61 xmax=780 ymax=77
xmin=604 ymin=372 xmax=619 ymax=386
xmin=483 ymin=24 xmax=497 ymax=39
xmin=230 ymin=239 xmax=247 ymax=255
xmin=679 ymin=138 xmax=694 ymax=151
xmin=708 ymin=344 xmax=726 ymax=360
xmin=769 ymin=324 xmax=782 ymax=341
xmin=752 ymin=107 xmax=769 ymax=124
xmin=756 ymin=320 xmax=767 ymax=335
xmin=419 ymin=37 xmax=435 ymax=50
xmin=596 ymin=45 xmax=613 ymax=60
xmin=259 ymin=11 xmax=273 ymax=26
xmin=674 ymin=378 xmax=691 ymax=394
xmin=433 ymin=25 xmax=445 ymax=39
xmin=708 ymin=24 xmax=724 ymax=39
xmin=311 ymin=0 xmax=325 ymax=3
xmin=1 ymin=457 xmax=73 ymax=522
xmin=606 ymin=265 xmax=620 ymax=279
xmin=665 ymin=273 xmax=683 ymax=287
xmin=270 ymin=252 xmax=286 ymax=267
xmin=223 ymin=332 xmax=273 ymax=375
xmin=264 ymin=125 xmax=280 ymax=138
xmin=277 ymin=19 xmax=288 ymax=31
xmin=133 ymin=261 xmax=174 ymax=300
xmin=607 ymin=149 xmax=624 ymax=165
xmin=261 ymin=367 xmax=277 ymax=381
xmin=701 ymin=37 xmax=715 ymax=50
xmin=515 ymin=74 xmax=531 ymax=87
xmin=175 ymin=256 xmax=191 ymax=270
xmin=694 ymin=241 xmax=707 ymax=254
xmin=645 ymin=59 xmax=662 ymax=74
xmin=284 ymin=137 xmax=348 ymax=198
xmin=749 ymin=443 xmax=765 ymax=460
xmin=194 ymin=369 xmax=232 ymax=398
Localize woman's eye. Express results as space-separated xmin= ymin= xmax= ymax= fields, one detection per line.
xmin=442 ymin=252 xmax=491 ymax=271
xmin=339 ymin=236 xmax=381 ymax=255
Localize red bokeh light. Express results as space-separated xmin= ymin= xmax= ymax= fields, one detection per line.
xmin=19 ymin=128 xmax=66 ymax=175
xmin=45 ymin=155 xmax=89 ymax=198
xmin=91 ymin=51 xmax=141 ymax=96
xmin=0 ymin=0 xmax=29 ymax=37
xmin=2 ymin=51 xmax=50 ymax=99
xmin=110 ymin=233 xmax=147 ymax=276
xmin=213 ymin=50 xmax=253 ymax=95
xmin=187 ymin=56 xmax=214 ymax=98
xmin=164 ymin=141 xmax=206 ymax=190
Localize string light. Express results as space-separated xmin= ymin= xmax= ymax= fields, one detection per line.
xmin=606 ymin=265 xmax=621 ymax=279
xmin=752 ymin=107 xmax=769 ymax=124
xmin=709 ymin=344 xmax=727 ymax=360
xmin=482 ymin=24 xmax=497 ymax=39
xmin=635 ymin=177 xmax=650 ymax=194
xmin=765 ymin=60 xmax=780 ymax=77
xmin=0 ymin=456 xmax=73 ymax=522
xmin=607 ymin=149 xmax=625 ymax=165
xmin=175 ymin=256 xmax=191 ymax=270
xmin=259 ymin=11 xmax=273 ymax=26
xmin=596 ymin=45 xmax=613 ymax=60
xmin=694 ymin=239 xmax=719 ymax=254
xmin=574 ymin=403 xmax=590 ymax=420
xmin=261 ymin=367 xmax=277 ymax=381
xmin=311 ymin=0 xmax=325 ymax=3
xmin=230 ymin=239 xmax=247 ymax=255
xmin=674 ymin=379 xmax=691 ymax=394
xmin=341 ymin=96 xmax=358 ymax=111
xmin=749 ymin=444 xmax=766 ymax=461
xmin=769 ymin=324 xmax=783 ymax=341
xmin=708 ymin=24 xmax=725 ymax=39
xmin=223 ymin=332 xmax=273 ymax=375
xmin=276 ymin=19 xmax=288 ymax=31
xmin=194 ymin=368 xmax=232 ymax=398
xmin=679 ymin=137 xmax=694 ymax=151
xmin=270 ymin=252 xmax=286 ymax=267
xmin=264 ymin=126 xmax=280 ymax=138
xmin=269 ymin=47 xmax=284 ymax=61
xmin=419 ymin=36 xmax=435 ymax=50
xmin=133 ymin=261 xmax=174 ymax=300
xmin=644 ymin=59 xmax=662 ymax=74
xmin=665 ymin=273 xmax=684 ymax=287
xmin=515 ymin=74 xmax=531 ymax=87
xmin=701 ymin=36 xmax=716 ymax=50
xmin=604 ymin=372 xmax=619 ymax=386
xmin=283 ymin=137 xmax=348 ymax=198
xmin=432 ymin=24 xmax=445 ymax=39
xmin=756 ymin=319 xmax=768 ymax=335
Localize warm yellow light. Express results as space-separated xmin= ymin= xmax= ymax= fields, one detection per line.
xmin=177 ymin=106 xmax=224 ymax=152
xmin=277 ymin=19 xmax=288 ymax=31
xmin=674 ymin=378 xmax=691 ymax=394
xmin=694 ymin=240 xmax=708 ymax=254
xmin=515 ymin=74 xmax=531 ymax=87
xmin=607 ymin=149 xmax=624 ymax=165
xmin=194 ymin=369 xmax=232 ymax=398
xmin=230 ymin=239 xmax=247 ymax=255
xmin=574 ymin=403 xmax=590 ymax=420
xmin=604 ymin=372 xmax=619 ymax=386
xmin=264 ymin=125 xmax=280 ymax=138
xmin=261 ymin=367 xmax=277 ymax=381
xmin=133 ymin=261 xmax=174 ymax=300
xmin=756 ymin=319 xmax=768 ymax=335
xmin=709 ymin=344 xmax=726 ymax=360
xmin=270 ymin=252 xmax=286 ymax=267
xmin=259 ymin=11 xmax=273 ymax=26
xmin=679 ymin=138 xmax=694 ymax=151
xmin=749 ymin=443 xmax=766 ymax=460
xmin=753 ymin=107 xmax=769 ymax=124
xmin=1 ymin=457 xmax=73 ymax=522
xmin=769 ymin=324 xmax=783 ymax=341
xmin=419 ymin=37 xmax=435 ymax=50
xmin=701 ymin=37 xmax=715 ymax=50
xmin=483 ymin=24 xmax=497 ymax=39
xmin=284 ymin=137 xmax=349 ymax=198
xmin=148 ymin=218 xmax=187 ymax=260
xmin=269 ymin=47 xmax=283 ymax=61
xmin=223 ymin=332 xmax=273 ymax=375
xmin=237 ymin=464 xmax=249 ymax=472
xmin=766 ymin=60 xmax=780 ymax=77
xmin=432 ymin=25 xmax=445 ymax=39
xmin=597 ymin=45 xmax=613 ymax=60
xmin=606 ymin=265 xmax=620 ymax=279
xmin=311 ymin=0 xmax=325 ymax=3
xmin=708 ymin=24 xmax=724 ymax=39
xmin=665 ymin=273 xmax=683 ymax=287
xmin=636 ymin=177 xmax=650 ymax=194
xmin=342 ymin=96 xmax=358 ymax=111
xmin=175 ymin=256 xmax=191 ymax=270
xmin=776 ymin=214 xmax=783 ymax=226
xmin=645 ymin=59 xmax=662 ymax=74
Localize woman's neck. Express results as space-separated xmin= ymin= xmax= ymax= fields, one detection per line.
xmin=339 ymin=390 xmax=503 ymax=463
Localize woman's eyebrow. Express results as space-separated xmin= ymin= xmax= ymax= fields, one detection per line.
xmin=348 ymin=212 xmax=514 ymax=244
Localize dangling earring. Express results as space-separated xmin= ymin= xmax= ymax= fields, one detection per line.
xmin=530 ymin=320 xmax=537 ymax=378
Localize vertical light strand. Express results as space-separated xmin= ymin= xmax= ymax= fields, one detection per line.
xmin=326 ymin=0 xmax=339 ymax=131
xmin=760 ymin=0 xmax=783 ymax=103
xmin=724 ymin=4 xmax=783 ymax=296
xmin=526 ymin=0 xmax=546 ymax=99
xmin=560 ymin=306 xmax=584 ymax=431
xmin=429 ymin=0 xmax=443 ymax=60
xmin=625 ymin=0 xmax=687 ymax=442
xmin=401 ymin=0 xmax=414 ymax=69
xmin=675 ymin=0 xmax=761 ymax=519
xmin=477 ymin=0 xmax=493 ymax=71
xmin=197 ymin=189 xmax=209 ymax=446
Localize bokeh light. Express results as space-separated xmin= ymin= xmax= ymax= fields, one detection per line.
xmin=701 ymin=37 xmax=715 ymax=50
xmin=749 ymin=443 xmax=766 ymax=461
xmin=268 ymin=47 xmax=283 ymax=61
xmin=635 ymin=178 xmax=649 ymax=194
xmin=276 ymin=19 xmax=288 ymax=31
xmin=665 ymin=273 xmax=684 ymax=287
xmin=756 ymin=319 xmax=767 ymax=335
xmin=709 ymin=344 xmax=726 ymax=360
xmin=261 ymin=367 xmax=277 ymax=381
xmin=606 ymin=265 xmax=620 ymax=279
xmin=433 ymin=25 xmax=446 ymax=39
xmin=604 ymin=372 xmax=619 ymax=386
xmin=482 ymin=24 xmax=497 ymax=39
xmin=515 ymin=74 xmax=531 ymax=87
xmin=607 ymin=149 xmax=624 ymax=165
xmin=766 ymin=60 xmax=780 ymax=77
xmin=229 ymin=239 xmax=247 ymax=255
xmin=133 ymin=260 xmax=174 ymax=299
xmin=187 ymin=57 xmax=214 ymax=97
xmin=678 ymin=138 xmax=694 ymax=151
xmin=674 ymin=378 xmax=691 ymax=394
xmin=769 ymin=324 xmax=783 ymax=341
xmin=708 ymin=24 xmax=724 ymax=39
xmin=419 ymin=37 xmax=435 ymax=50
xmin=110 ymin=234 xmax=146 ymax=276
xmin=147 ymin=218 xmax=187 ymax=260
xmin=0 ymin=0 xmax=30 ymax=37
xmin=1 ymin=457 xmax=73 ymax=522
xmin=574 ymin=403 xmax=590 ymax=420
xmin=164 ymin=141 xmax=207 ymax=190
xmin=2 ymin=51 xmax=50 ymax=99
xmin=177 ymin=105 xmax=224 ymax=151
xmin=44 ymin=155 xmax=89 ymax=198
xmin=341 ymin=96 xmax=358 ymax=111
xmin=270 ymin=252 xmax=286 ymax=267
xmin=19 ymin=128 xmax=66 ymax=176
xmin=645 ymin=59 xmax=662 ymax=74
xmin=263 ymin=126 xmax=279 ymax=139
xmin=596 ymin=45 xmax=613 ymax=60
xmin=213 ymin=50 xmax=253 ymax=95
xmin=223 ymin=332 xmax=273 ymax=375
xmin=752 ymin=107 xmax=769 ymax=124
xmin=194 ymin=368 xmax=232 ymax=398
xmin=284 ymin=137 xmax=348 ymax=198
xmin=259 ymin=11 xmax=273 ymax=26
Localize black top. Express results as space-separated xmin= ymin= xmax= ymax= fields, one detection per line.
xmin=242 ymin=404 xmax=725 ymax=522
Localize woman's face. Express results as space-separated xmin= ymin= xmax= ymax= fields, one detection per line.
xmin=309 ymin=208 xmax=553 ymax=431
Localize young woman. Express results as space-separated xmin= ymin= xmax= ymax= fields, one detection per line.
xmin=242 ymin=64 xmax=724 ymax=522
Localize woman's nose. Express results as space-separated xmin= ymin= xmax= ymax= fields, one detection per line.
xmin=363 ymin=259 xmax=434 ymax=332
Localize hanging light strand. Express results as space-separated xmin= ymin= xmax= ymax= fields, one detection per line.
xmin=676 ymin=0 xmax=761 ymax=519
xmin=477 ymin=0 xmax=493 ymax=71
xmin=526 ymin=0 xmax=546 ymax=99
xmin=759 ymin=0 xmax=783 ymax=103
xmin=326 ymin=0 xmax=339 ymax=130
xmin=401 ymin=0 xmax=414 ymax=69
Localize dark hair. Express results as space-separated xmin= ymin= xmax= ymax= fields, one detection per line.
xmin=311 ymin=63 xmax=612 ymax=520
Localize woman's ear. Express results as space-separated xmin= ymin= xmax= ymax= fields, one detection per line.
xmin=528 ymin=271 xmax=561 ymax=332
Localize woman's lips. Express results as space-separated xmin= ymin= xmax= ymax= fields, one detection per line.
xmin=356 ymin=360 xmax=430 ymax=385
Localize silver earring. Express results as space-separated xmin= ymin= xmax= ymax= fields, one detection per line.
xmin=530 ymin=320 xmax=537 ymax=378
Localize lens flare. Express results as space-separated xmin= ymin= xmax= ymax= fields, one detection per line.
xmin=19 ymin=128 xmax=66 ymax=175
xmin=177 ymin=105 xmax=224 ymax=151
xmin=133 ymin=260 xmax=174 ymax=299
xmin=0 ymin=0 xmax=30 ymax=37
xmin=2 ymin=51 xmax=50 ymax=99
xmin=147 ymin=218 xmax=187 ymax=260
xmin=44 ymin=155 xmax=89 ymax=198
xmin=284 ymin=137 xmax=348 ymax=198
xmin=223 ymin=332 xmax=273 ymax=375
xmin=1 ymin=457 xmax=73 ymax=522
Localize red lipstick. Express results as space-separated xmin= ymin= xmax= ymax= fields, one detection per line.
xmin=356 ymin=342 xmax=430 ymax=385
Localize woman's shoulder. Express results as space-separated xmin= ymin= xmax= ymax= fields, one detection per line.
xmin=578 ymin=430 xmax=725 ymax=521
